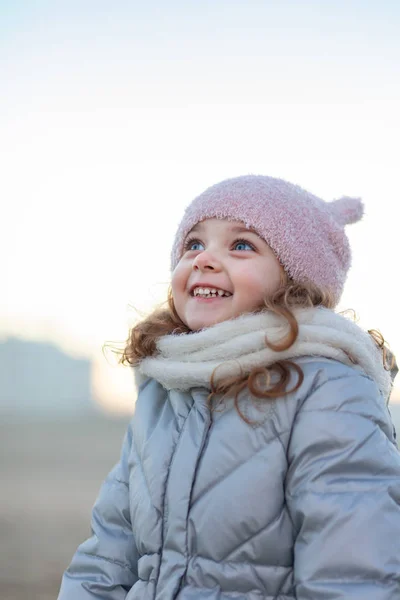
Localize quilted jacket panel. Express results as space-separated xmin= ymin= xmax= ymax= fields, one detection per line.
xmin=58 ymin=357 xmax=400 ymax=599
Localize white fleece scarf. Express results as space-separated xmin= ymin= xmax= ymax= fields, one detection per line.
xmin=138 ymin=307 xmax=392 ymax=401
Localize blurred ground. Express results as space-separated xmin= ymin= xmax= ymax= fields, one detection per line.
xmin=0 ymin=414 xmax=130 ymax=600
xmin=1 ymin=405 xmax=400 ymax=600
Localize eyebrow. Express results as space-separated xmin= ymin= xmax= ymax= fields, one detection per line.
xmin=189 ymin=223 xmax=258 ymax=235
xmin=229 ymin=225 xmax=258 ymax=235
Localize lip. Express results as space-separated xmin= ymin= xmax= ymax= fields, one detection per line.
xmin=188 ymin=282 xmax=232 ymax=296
xmin=192 ymin=295 xmax=229 ymax=303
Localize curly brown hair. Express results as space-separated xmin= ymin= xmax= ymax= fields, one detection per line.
xmin=119 ymin=280 xmax=339 ymax=423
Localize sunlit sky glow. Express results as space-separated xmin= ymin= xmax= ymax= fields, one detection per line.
xmin=2 ymin=1 xmax=399 ymax=409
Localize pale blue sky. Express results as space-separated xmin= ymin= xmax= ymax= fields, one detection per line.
xmin=2 ymin=1 xmax=399 ymax=409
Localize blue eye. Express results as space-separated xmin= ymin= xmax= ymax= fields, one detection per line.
xmin=185 ymin=239 xmax=205 ymax=251
xmin=233 ymin=240 xmax=254 ymax=251
xmin=190 ymin=242 xmax=204 ymax=251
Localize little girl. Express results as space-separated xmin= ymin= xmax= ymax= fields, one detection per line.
xmin=58 ymin=175 xmax=400 ymax=599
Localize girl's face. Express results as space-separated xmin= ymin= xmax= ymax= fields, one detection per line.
xmin=171 ymin=218 xmax=284 ymax=331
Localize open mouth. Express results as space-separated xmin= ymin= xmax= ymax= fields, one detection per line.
xmin=191 ymin=287 xmax=232 ymax=299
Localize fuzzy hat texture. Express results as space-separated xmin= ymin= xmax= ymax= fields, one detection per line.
xmin=171 ymin=175 xmax=364 ymax=305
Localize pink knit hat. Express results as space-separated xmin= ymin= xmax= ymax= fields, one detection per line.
xmin=171 ymin=175 xmax=364 ymax=304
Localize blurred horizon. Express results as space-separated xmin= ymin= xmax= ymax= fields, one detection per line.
xmin=1 ymin=325 xmax=399 ymax=415
xmin=2 ymin=1 xmax=399 ymax=411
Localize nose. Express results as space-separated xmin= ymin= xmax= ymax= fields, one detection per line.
xmin=192 ymin=250 xmax=222 ymax=272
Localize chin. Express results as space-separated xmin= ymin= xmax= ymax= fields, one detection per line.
xmin=186 ymin=313 xmax=230 ymax=331
xmin=187 ymin=320 xmax=213 ymax=331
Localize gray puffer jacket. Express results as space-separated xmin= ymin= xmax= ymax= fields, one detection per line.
xmin=58 ymin=358 xmax=400 ymax=599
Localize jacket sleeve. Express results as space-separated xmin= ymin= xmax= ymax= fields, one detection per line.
xmin=58 ymin=422 xmax=139 ymax=599
xmin=286 ymin=370 xmax=400 ymax=599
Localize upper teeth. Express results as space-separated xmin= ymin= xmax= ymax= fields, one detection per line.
xmin=193 ymin=287 xmax=231 ymax=297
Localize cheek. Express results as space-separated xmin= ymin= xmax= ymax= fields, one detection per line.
xmin=235 ymin=261 xmax=282 ymax=298
xmin=171 ymin=263 xmax=189 ymax=303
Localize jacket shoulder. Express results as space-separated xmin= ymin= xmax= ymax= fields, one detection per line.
xmin=134 ymin=376 xmax=169 ymax=418
xmin=296 ymin=355 xmax=376 ymax=392
xmin=293 ymin=356 xmax=394 ymax=440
